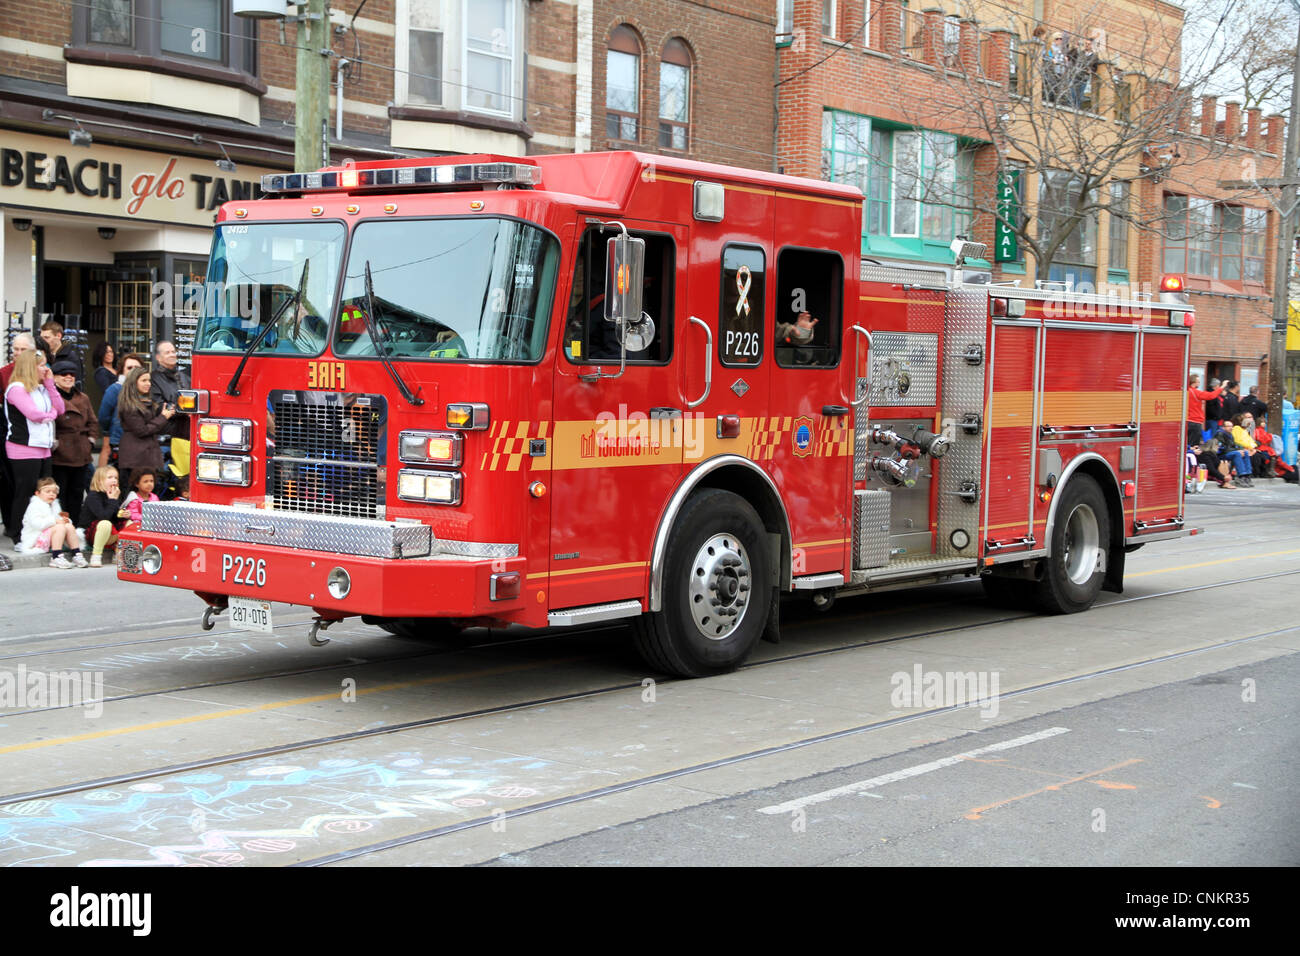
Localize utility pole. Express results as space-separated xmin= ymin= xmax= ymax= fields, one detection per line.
xmin=294 ymin=0 xmax=332 ymax=172
xmin=1268 ymin=14 xmax=1300 ymax=409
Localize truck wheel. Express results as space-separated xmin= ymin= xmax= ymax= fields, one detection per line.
xmin=633 ymin=489 xmax=771 ymax=677
xmin=1035 ymin=475 xmax=1109 ymax=614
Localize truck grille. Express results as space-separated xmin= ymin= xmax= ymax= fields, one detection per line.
xmin=268 ymin=391 xmax=386 ymax=519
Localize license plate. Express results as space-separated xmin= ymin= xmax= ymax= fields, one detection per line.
xmin=229 ymin=596 xmax=273 ymax=633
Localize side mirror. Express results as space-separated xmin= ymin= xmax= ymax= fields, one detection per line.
xmin=604 ymin=232 xmax=645 ymax=325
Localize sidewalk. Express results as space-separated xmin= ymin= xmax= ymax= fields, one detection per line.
xmin=0 ymin=531 xmax=117 ymax=572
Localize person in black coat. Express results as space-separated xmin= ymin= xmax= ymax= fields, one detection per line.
xmin=83 ymin=464 xmax=128 ymax=567
xmin=1220 ymin=380 xmax=1242 ymax=424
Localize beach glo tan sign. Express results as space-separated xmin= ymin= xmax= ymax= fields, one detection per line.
xmin=0 ymin=129 xmax=280 ymax=226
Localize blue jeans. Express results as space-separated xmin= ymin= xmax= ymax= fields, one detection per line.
xmin=1223 ymin=449 xmax=1251 ymax=476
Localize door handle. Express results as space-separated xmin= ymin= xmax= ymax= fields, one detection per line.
xmin=822 ymin=405 xmax=851 ymax=416
xmin=686 ymin=315 xmax=712 ymax=409
xmin=850 ymin=325 xmax=872 ymax=410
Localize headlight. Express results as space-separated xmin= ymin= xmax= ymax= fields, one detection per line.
xmin=195 ymin=453 xmax=252 ymax=486
xmin=396 ymin=469 xmax=462 ymax=505
xmin=327 ymin=567 xmax=352 ymax=599
xmin=398 ymin=430 xmax=463 ymax=466
xmin=197 ymin=418 xmax=252 ymax=451
xmin=141 ymin=545 xmax=163 ymax=575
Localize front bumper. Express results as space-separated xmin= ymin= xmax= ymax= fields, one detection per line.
xmin=116 ymin=501 xmax=529 ymax=622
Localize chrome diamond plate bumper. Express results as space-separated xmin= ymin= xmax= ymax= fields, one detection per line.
xmin=141 ymin=500 xmax=433 ymax=559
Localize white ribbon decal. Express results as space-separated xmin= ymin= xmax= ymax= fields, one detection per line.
xmin=735 ymin=264 xmax=752 ymax=317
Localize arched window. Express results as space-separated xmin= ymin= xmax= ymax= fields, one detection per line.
xmin=606 ymin=25 xmax=641 ymax=142
xmin=658 ymin=38 xmax=691 ymax=151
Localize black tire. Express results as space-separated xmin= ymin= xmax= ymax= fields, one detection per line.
xmin=1035 ymin=474 xmax=1110 ymax=614
xmin=377 ymin=618 xmax=466 ymax=643
xmin=633 ymin=489 xmax=771 ymax=677
xmin=980 ymin=574 xmax=1035 ymax=609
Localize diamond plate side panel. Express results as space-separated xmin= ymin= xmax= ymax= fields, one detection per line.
xmin=936 ymin=285 xmax=989 ymax=558
xmin=861 ymin=263 xmax=948 ymax=289
xmin=866 ymin=332 xmax=939 ymax=406
xmin=436 ymin=539 xmax=519 ymax=558
xmin=853 ymin=489 xmax=891 ymax=569
xmin=141 ymin=500 xmax=433 ymax=559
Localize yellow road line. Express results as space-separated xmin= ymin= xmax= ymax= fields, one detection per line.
xmin=1127 ymin=547 xmax=1300 ymax=578
xmin=0 ymin=656 xmax=583 ymax=756
xmin=9 ymin=548 xmax=1298 ymax=756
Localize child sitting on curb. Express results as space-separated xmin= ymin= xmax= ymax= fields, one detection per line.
xmin=20 ymin=477 xmax=87 ymax=568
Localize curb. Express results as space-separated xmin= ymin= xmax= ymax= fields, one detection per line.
xmin=1 ymin=548 xmax=108 ymax=572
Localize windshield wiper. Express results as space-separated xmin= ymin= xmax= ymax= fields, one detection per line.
xmin=226 ymin=260 xmax=308 ymax=397
xmin=363 ymin=260 xmax=424 ymax=406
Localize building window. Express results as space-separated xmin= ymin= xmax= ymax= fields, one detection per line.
xmin=465 ymin=0 xmax=513 ymax=114
xmin=891 ymin=130 xmax=973 ymax=240
xmin=607 ymin=26 xmax=641 ymax=142
xmin=1163 ymin=195 xmax=1268 ymax=284
xmin=161 ymin=0 xmax=222 ymax=61
xmin=777 ymin=0 xmax=794 ymax=38
xmin=821 ymin=110 xmax=973 ymax=247
xmin=823 ymin=0 xmax=836 ymax=37
xmin=659 ymin=39 xmax=691 ymax=151
xmin=73 ymin=0 xmax=255 ymax=75
xmin=89 ymin=0 xmax=132 ymax=45
xmin=394 ymin=1 xmax=524 ymax=118
xmin=406 ymin=0 xmax=444 ymax=106
xmin=943 ymin=15 xmax=961 ymax=69
xmin=1244 ymin=208 xmax=1267 ymax=282
xmin=1039 ymin=170 xmax=1098 ymax=287
xmin=1108 ymin=181 xmax=1129 ymax=274
xmin=863 ymin=2 xmax=873 ymax=48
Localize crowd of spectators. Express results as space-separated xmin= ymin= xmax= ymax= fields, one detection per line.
xmin=2 ymin=331 xmax=190 ymax=570
xmin=1186 ymin=374 xmax=1296 ymax=491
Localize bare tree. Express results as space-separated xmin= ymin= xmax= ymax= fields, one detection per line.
xmin=817 ymin=1 xmax=1274 ymax=286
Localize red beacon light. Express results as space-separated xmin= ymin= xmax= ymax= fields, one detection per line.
xmin=1158 ymin=274 xmax=1189 ymax=305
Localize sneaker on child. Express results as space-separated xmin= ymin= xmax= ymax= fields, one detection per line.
xmin=49 ymin=554 xmax=75 ymax=569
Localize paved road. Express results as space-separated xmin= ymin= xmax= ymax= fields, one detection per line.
xmin=0 ymin=482 xmax=1295 ymax=866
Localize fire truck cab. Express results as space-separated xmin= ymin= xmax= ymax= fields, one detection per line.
xmin=118 ymin=151 xmax=1193 ymax=676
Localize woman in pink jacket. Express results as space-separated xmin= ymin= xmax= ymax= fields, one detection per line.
xmin=4 ymin=349 xmax=65 ymax=545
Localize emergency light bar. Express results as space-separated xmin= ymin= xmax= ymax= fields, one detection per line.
xmin=261 ymin=163 xmax=542 ymax=195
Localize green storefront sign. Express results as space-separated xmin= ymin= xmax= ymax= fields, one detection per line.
xmin=996 ymin=169 xmax=1020 ymax=263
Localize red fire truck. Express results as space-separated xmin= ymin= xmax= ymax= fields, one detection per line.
xmin=117 ymin=151 xmax=1194 ymax=676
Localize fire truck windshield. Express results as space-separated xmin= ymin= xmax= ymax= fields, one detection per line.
xmin=197 ymin=222 xmax=346 ymax=355
xmin=334 ymin=217 xmax=559 ymax=362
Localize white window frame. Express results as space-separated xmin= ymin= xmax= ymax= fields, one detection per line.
xmin=823 ymin=0 xmax=837 ymax=37
xmin=393 ymin=0 xmax=522 ymax=118
xmin=463 ymin=0 xmax=515 ymax=117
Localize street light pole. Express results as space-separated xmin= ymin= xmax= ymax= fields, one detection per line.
xmin=293 ymin=0 xmax=332 ymax=172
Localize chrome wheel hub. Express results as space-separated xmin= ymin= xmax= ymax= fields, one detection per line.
xmin=1062 ymin=503 xmax=1100 ymax=585
xmin=688 ymin=534 xmax=752 ymax=640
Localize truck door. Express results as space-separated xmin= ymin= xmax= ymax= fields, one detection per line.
xmin=765 ymin=247 xmax=852 ymax=575
xmin=548 ymin=221 xmax=687 ymax=610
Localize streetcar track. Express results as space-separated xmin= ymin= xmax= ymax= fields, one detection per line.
xmin=3 ymin=566 xmax=1297 ymax=809
xmin=0 ymin=500 xmax=1286 ymax=662
xmin=10 ymin=562 xmax=1298 ymax=720
xmin=300 ymin=623 xmax=1300 ymax=866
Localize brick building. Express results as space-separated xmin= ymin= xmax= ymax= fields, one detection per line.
xmin=0 ymin=0 xmax=775 ymax=395
xmin=776 ymin=0 xmax=1286 ymax=400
